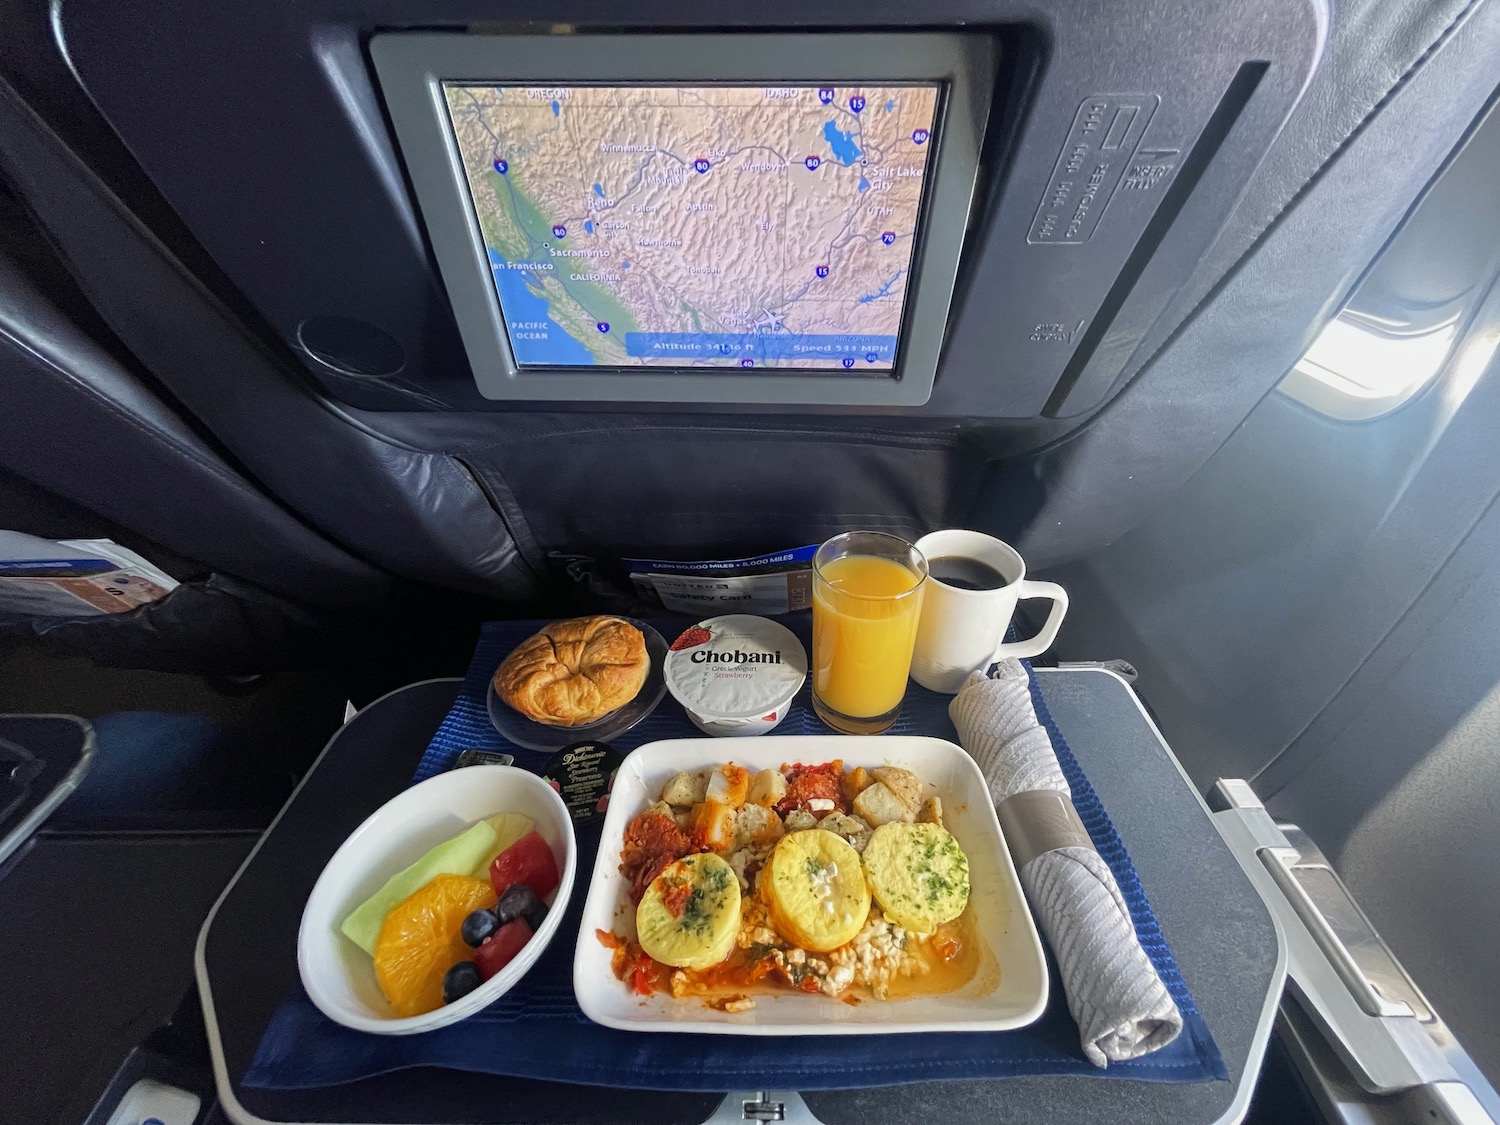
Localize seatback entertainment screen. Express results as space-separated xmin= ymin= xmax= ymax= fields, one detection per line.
xmin=441 ymin=84 xmax=941 ymax=372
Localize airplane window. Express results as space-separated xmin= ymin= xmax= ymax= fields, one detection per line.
xmin=1278 ymin=310 xmax=1458 ymax=420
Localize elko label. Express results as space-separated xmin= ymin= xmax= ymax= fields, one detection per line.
xmin=1029 ymin=95 xmax=1160 ymax=245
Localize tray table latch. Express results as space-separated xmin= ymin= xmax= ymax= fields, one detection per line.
xmin=742 ymin=1095 xmax=785 ymax=1121
xmin=705 ymin=1091 xmax=822 ymax=1125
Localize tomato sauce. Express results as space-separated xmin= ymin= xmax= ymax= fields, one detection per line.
xmin=599 ymin=905 xmax=992 ymax=1005
xmin=776 ymin=760 xmax=846 ymax=816
xmin=619 ymin=811 xmax=694 ymax=904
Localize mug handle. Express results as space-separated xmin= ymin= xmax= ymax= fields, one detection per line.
xmin=993 ymin=580 xmax=1069 ymax=661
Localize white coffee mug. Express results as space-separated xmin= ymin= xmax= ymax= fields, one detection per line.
xmin=910 ymin=529 xmax=1069 ymax=694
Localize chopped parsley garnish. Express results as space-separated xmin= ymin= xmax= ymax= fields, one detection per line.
xmin=680 ymin=887 xmax=710 ymax=935
xmin=677 ymin=858 xmax=732 ymax=935
xmin=704 ymin=861 xmax=732 ymax=893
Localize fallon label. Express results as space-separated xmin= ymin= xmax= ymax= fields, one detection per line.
xmin=664 ymin=615 xmax=807 ymax=721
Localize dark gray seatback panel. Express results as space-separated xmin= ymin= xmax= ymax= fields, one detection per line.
xmin=1264 ymin=511 xmax=1500 ymax=1082
xmin=458 ymin=419 xmax=982 ymax=558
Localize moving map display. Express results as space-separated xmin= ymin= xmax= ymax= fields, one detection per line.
xmin=442 ymin=83 xmax=941 ymax=371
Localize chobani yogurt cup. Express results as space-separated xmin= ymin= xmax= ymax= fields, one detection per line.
xmin=664 ymin=615 xmax=807 ymax=737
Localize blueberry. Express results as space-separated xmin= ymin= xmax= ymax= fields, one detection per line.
xmin=494 ymin=883 xmax=540 ymax=926
xmin=522 ymin=899 xmax=548 ymax=932
xmin=442 ymin=961 xmax=483 ymax=1004
xmin=461 ymin=908 xmax=500 ymax=948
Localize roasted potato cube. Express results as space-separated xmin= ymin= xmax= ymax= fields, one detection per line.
xmin=747 ymin=769 xmax=788 ymax=808
xmin=871 ymin=767 xmax=922 ymax=814
xmin=853 ymin=782 xmax=916 ymax=828
xmin=783 ymin=808 xmax=818 ymax=832
xmin=841 ymin=766 xmax=874 ymax=805
xmin=917 ymin=796 xmax=944 ymax=827
xmin=690 ymin=800 xmax=739 ymax=853
xmin=706 ymin=763 xmax=750 ymax=808
xmin=819 ymin=811 xmax=873 ymax=853
xmin=662 ymin=770 xmax=708 ymax=808
xmin=735 ymin=802 xmax=785 ymax=847
xmin=646 ymin=800 xmax=675 ymax=821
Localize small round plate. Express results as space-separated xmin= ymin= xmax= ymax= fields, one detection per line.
xmin=486 ymin=619 xmax=669 ymax=752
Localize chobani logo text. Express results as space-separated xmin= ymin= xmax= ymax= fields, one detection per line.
xmin=690 ymin=648 xmax=783 ymax=664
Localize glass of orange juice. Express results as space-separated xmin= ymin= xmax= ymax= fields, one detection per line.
xmin=811 ymin=531 xmax=929 ymax=735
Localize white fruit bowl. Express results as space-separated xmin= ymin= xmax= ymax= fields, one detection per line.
xmin=298 ymin=765 xmax=576 ymax=1035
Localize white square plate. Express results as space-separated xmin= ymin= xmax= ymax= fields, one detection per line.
xmin=573 ymin=735 xmax=1048 ymax=1035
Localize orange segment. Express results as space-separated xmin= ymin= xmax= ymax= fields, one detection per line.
xmin=372 ymin=873 xmax=497 ymax=1017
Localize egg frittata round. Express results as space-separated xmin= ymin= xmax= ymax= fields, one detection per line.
xmin=861 ymin=822 xmax=970 ymax=933
xmin=763 ymin=829 xmax=871 ymax=952
xmin=636 ymin=852 xmax=741 ymax=969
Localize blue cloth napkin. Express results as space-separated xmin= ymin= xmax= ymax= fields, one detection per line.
xmin=244 ymin=617 xmax=1226 ymax=1091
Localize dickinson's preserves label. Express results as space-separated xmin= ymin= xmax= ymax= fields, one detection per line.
xmin=540 ymin=740 xmax=622 ymax=823
xmin=664 ymin=615 xmax=807 ymax=736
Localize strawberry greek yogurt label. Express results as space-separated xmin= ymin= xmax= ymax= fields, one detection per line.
xmin=665 ymin=615 xmax=807 ymax=721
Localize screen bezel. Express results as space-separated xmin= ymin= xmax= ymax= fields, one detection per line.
xmin=372 ymin=32 xmax=995 ymax=406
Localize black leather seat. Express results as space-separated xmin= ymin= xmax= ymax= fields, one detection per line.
xmin=0 ymin=238 xmax=391 ymax=611
xmin=0 ymin=197 xmax=402 ymax=669
xmin=0 ymin=222 xmax=392 ymax=608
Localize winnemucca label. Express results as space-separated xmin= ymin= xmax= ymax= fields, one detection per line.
xmin=690 ymin=648 xmax=784 ymax=664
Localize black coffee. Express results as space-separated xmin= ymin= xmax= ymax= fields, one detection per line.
xmin=928 ymin=555 xmax=1008 ymax=591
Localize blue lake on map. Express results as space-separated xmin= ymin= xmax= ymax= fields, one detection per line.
xmin=858 ymin=177 xmax=870 ymax=192
xmin=592 ymin=183 xmax=605 ymax=197
xmin=822 ymin=120 xmax=862 ymax=165
xmin=487 ymin=247 xmax=597 ymax=365
xmin=550 ymin=100 xmax=560 ymax=116
xmin=858 ymin=272 xmax=902 ymax=304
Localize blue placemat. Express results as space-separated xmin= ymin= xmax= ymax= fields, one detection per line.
xmin=244 ymin=617 xmax=1226 ymax=1091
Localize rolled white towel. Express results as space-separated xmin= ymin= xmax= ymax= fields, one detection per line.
xmin=950 ymin=662 xmax=1183 ymax=1067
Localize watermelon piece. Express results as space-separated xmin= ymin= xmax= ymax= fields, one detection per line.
xmin=489 ymin=829 xmax=560 ymax=900
xmin=474 ymin=917 xmax=533 ymax=980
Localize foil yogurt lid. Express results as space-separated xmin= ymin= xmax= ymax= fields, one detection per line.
xmin=664 ymin=615 xmax=807 ymax=721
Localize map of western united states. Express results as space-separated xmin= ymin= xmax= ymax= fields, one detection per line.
xmin=443 ymin=84 xmax=939 ymax=369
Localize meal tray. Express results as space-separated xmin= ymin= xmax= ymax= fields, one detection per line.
xmin=240 ymin=617 xmax=1224 ymax=1092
